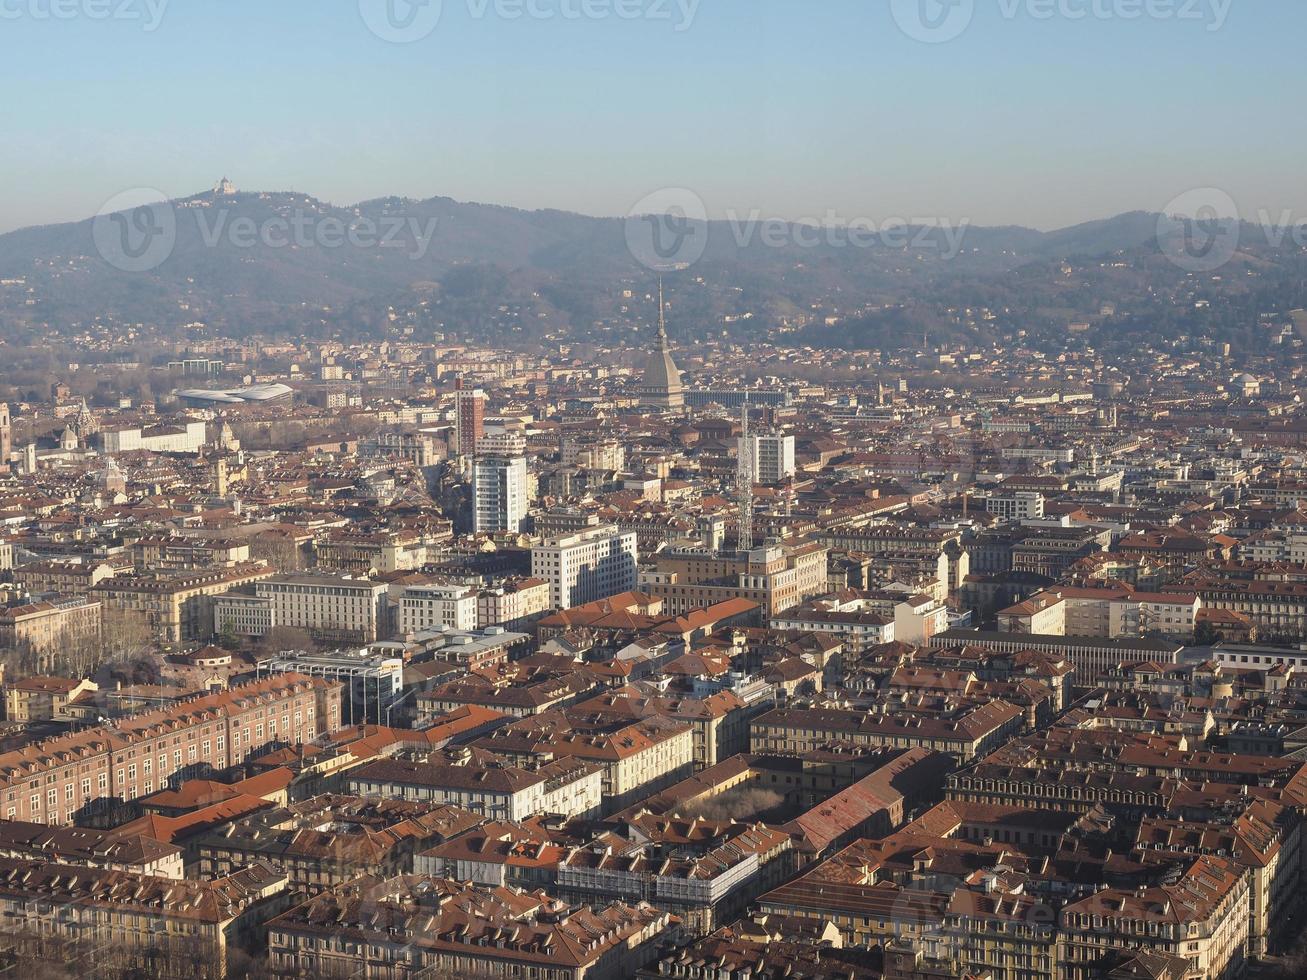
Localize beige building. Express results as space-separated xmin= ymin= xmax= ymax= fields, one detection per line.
xmin=477 ymin=576 xmax=552 ymax=629
xmin=268 ymin=876 xmax=672 ymax=980
xmin=3 ymin=675 xmax=97 ymax=722
xmin=314 ymin=529 xmax=427 ymax=574
xmin=348 ymin=746 xmax=604 ymax=821
xmin=0 ymin=858 xmax=289 ymax=980
xmin=92 ymin=562 xmax=275 ymax=643
xmin=13 ymin=559 xmax=117 ymax=595
xmin=1058 ymin=856 xmax=1248 ymax=980
xmin=642 ymin=540 xmax=828 ymax=618
xmin=752 ymin=701 xmax=1024 ymax=764
xmin=0 ymin=596 xmax=101 ymax=666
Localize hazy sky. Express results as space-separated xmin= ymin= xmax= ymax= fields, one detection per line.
xmin=1 ymin=0 xmax=1301 ymax=234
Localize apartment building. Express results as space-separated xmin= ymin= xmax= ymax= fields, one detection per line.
xmin=454 ymin=384 xmax=486 ymax=456
xmin=92 ymin=562 xmax=275 ymax=643
xmin=477 ymin=576 xmax=552 ymax=630
xmin=195 ymin=795 xmax=482 ymax=893
xmin=986 ymin=491 xmax=1045 ymax=521
xmin=0 ymin=819 xmax=182 ymax=878
xmin=474 ymin=455 xmax=530 ymax=534
xmin=1028 ymin=586 xmax=1202 ymax=640
xmin=253 ymin=573 xmax=391 ymax=643
xmin=0 ymin=672 xmax=340 ymax=825
xmin=474 ymin=705 xmax=696 ymax=813
xmin=13 ymin=559 xmax=117 ymax=595
xmin=745 ymin=432 xmax=796 ymax=484
xmin=314 ymin=529 xmax=427 ymax=574
xmin=1058 ymin=856 xmax=1249 ymax=980
xmin=997 ymin=594 xmax=1067 ymax=635
xmin=533 ymin=524 xmax=639 ymax=609
xmin=267 ymin=876 xmax=671 ymax=980
xmin=1175 ymin=579 xmax=1307 ymax=642
xmin=0 ymin=596 xmax=101 ymax=662
xmin=641 ymin=540 xmax=828 ymax=618
xmin=399 ymin=582 xmax=478 ymax=633
xmin=0 ymin=859 xmax=290 ymax=980
xmin=751 ymin=702 xmax=1024 ymax=764
xmin=3 ymin=675 xmax=97 ymax=722
xmin=347 ymin=746 xmax=603 ymax=821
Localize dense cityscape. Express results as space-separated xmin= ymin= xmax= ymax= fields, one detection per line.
xmin=0 ymin=265 xmax=1304 ymax=980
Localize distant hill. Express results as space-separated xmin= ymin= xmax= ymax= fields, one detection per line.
xmin=0 ymin=188 xmax=1296 ymax=350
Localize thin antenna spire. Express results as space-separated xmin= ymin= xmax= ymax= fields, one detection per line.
xmin=738 ymin=393 xmax=754 ymax=552
xmin=657 ymin=277 xmax=668 ymax=343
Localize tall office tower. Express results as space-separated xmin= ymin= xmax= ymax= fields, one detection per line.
xmin=745 ymin=433 xmax=797 ymax=485
xmin=531 ymin=524 xmax=639 ymax=609
xmin=473 ymin=456 xmax=529 ymax=534
xmin=454 ymin=380 xmax=486 ymax=457
xmin=0 ymin=403 xmax=10 ymax=468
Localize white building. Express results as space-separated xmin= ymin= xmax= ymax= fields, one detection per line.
xmin=475 ymin=429 xmax=527 ymax=457
xmin=400 ymin=583 xmax=479 ymax=633
xmin=254 ymin=574 xmax=391 ymax=642
xmin=212 ymin=593 xmax=276 ymax=637
xmin=745 ymin=433 xmax=796 ymax=484
xmin=532 ymin=524 xmax=639 ymax=610
xmin=473 ymin=456 xmax=529 ymax=534
xmin=100 ymin=421 xmax=208 ymax=455
xmin=985 ymin=491 xmax=1045 ymax=521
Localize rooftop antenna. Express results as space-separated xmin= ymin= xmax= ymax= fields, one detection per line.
xmin=656 ymin=277 xmax=669 ymax=344
xmin=738 ymin=393 xmax=754 ymax=552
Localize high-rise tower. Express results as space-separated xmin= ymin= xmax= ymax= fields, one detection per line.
xmin=0 ymin=403 xmax=10 ymax=468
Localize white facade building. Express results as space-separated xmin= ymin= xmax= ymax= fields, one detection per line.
xmin=532 ymin=524 xmax=639 ymax=610
xmin=254 ymin=574 xmax=391 ymax=642
xmin=400 ymin=583 xmax=479 ymax=633
xmin=473 ymin=456 xmax=529 ymax=534
xmin=745 ymin=433 xmax=796 ymax=484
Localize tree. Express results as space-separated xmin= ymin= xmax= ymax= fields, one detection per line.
xmin=257 ymin=626 xmax=315 ymax=659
